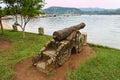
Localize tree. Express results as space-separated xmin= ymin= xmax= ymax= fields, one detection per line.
xmin=0 ymin=0 xmax=4 ymax=34
xmin=4 ymin=0 xmax=20 ymax=24
xmin=4 ymin=0 xmax=45 ymax=38
xmin=0 ymin=7 xmax=5 ymax=34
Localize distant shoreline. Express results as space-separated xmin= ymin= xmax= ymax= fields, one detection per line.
xmin=1 ymin=16 xmax=13 ymax=20
xmin=2 ymin=23 xmax=11 ymax=30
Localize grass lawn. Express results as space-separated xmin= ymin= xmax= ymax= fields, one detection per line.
xmin=0 ymin=30 xmax=120 ymax=80
xmin=0 ymin=30 xmax=52 ymax=80
xmin=67 ymin=44 xmax=120 ymax=80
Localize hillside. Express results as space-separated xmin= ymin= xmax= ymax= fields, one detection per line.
xmin=79 ymin=8 xmax=106 ymax=11
xmin=43 ymin=6 xmax=82 ymax=14
xmin=43 ymin=6 xmax=120 ymax=15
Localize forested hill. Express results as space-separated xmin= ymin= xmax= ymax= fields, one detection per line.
xmin=43 ymin=7 xmax=82 ymax=14
xmin=43 ymin=6 xmax=120 ymax=15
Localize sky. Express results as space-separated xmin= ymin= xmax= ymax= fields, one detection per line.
xmin=1 ymin=0 xmax=120 ymax=9
xmin=44 ymin=0 xmax=120 ymax=9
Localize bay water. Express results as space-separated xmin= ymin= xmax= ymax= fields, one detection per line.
xmin=3 ymin=15 xmax=120 ymax=49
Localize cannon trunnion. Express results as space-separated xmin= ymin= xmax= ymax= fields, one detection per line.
xmin=32 ymin=23 xmax=87 ymax=73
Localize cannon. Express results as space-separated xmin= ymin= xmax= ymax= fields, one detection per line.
xmin=53 ymin=23 xmax=85 ymax=41
xmin=32 ymin=23 xmax=87 ymax=73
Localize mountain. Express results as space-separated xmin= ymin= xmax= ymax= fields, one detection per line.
xmin=43 ymin=6 xmax=82 ymax=14
xmin=43 ymin=6 xmax=120 ymax=15
xmin=79 ymin=8 xmax=106 ymax=11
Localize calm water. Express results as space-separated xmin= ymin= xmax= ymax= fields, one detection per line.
xmin=3 ymin=15 xmax=120 ymax=49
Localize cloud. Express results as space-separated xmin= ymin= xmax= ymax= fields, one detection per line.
xmin=45 ymin=0 xmax=120 ymax=9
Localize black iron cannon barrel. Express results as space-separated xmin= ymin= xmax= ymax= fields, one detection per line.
xmin=53 ymin=23 xmax=86 ymax=41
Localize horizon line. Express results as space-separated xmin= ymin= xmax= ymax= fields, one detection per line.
xmin=43 ymin=6 xmax=120 ymax=9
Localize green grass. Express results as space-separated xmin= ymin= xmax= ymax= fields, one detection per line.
xmin=67 ymin=43 xmax=120 ymax=80
xmin=0 ymin=30 xmax=52 ymax=80
xmin=1 ymin=30 xmax=120 ymax=80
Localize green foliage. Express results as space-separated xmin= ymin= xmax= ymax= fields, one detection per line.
xmin=4 ymin=0 xmax=16 ymax=5
xmin=3 ymin=0 xmax=44 ymax=17
xmin=0 ymin=6 xmax=13 ymax=34
xmin=0 ymin=7 xmax=4 ymax=16
xmin=19 ymin=0 xmax=44 ymax=17
xmin=3 ymin=0 xmax=45 ymax=38
xmin=3 ymin=0 xmax=18 ymax=15
xmin=0 ymin=30 xmax=52 ymax=80
xmin=0 ymin=7 xmax=5 ymax=34
xmin=67 ymin=44 xmax=120 ymax=80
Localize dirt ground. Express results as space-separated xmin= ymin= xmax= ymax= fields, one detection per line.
xmin=12 ymin=44 xmax=95 ymax=80
xmin=0 ymin=38 xmax=11 ymax=52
